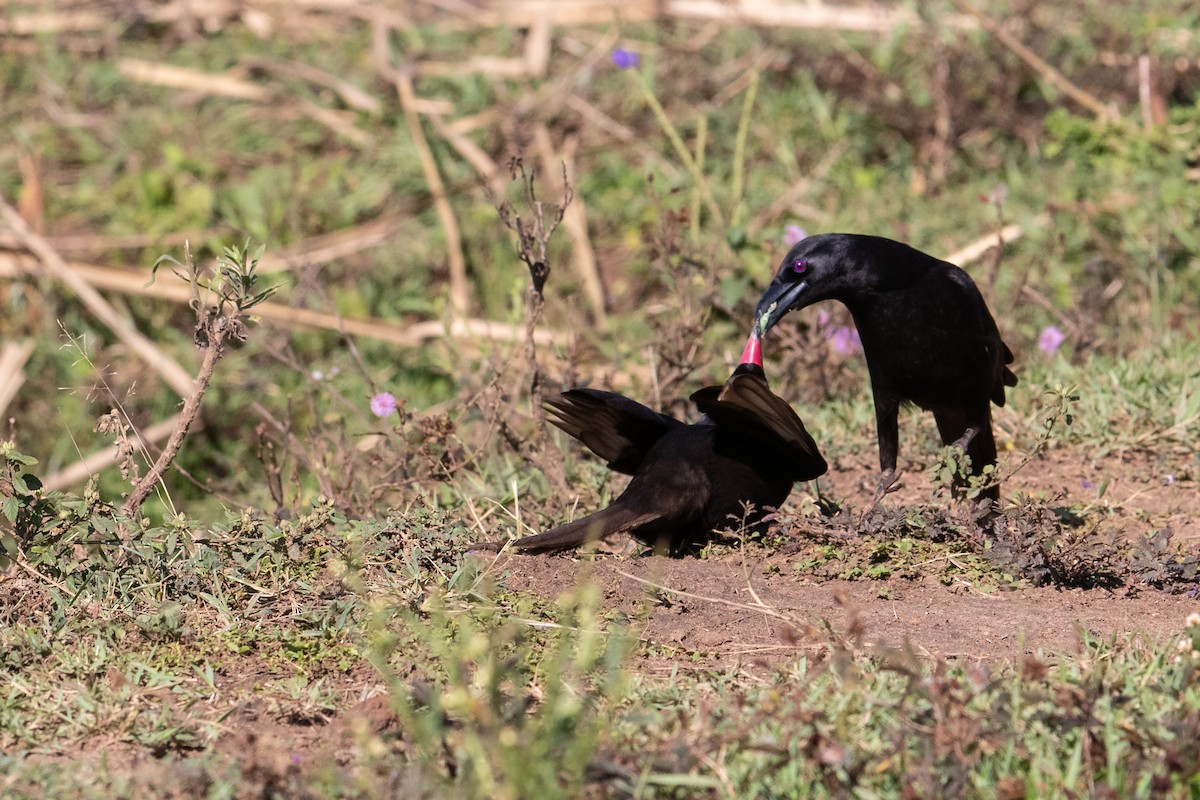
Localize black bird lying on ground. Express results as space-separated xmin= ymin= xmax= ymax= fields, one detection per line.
xmin=479 ymin=345 xmax=826 ymax=555
xmin=753 ymin=233 xmax=1017 ymax=502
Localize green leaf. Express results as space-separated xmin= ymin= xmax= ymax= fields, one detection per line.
xmin=3 ymin=450 xmax=38 ymax=466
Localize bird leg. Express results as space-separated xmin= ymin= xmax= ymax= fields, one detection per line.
xmin=950 ymin=425 xmax=980 ymax=452
xmin=871 ymin=469 xmax=904 ymax=507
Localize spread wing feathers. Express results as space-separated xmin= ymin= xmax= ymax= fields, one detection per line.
xmin=502 ymin=505 xmax=663 ymax=552
xmin=544 ymin=389 xmax=684 ymax=475
xmin=690 ymin=373 xmax=827 ymax=479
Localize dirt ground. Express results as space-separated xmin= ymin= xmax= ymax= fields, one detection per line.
xmin=494 ymin=444 xmax=1200 ymax=665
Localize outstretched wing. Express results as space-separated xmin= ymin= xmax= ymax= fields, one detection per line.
xmin=691 ymin=371 xmax=826 ymax=481
xmin=545 ymin=389 xmax=684 ymax=475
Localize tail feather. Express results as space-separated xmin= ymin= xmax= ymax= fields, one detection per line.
xmin=503 ymin=504 xmax=661 ymax=552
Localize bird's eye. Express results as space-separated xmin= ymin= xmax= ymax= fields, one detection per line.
xmin=791 ymin=258 xmax=808 ymax=274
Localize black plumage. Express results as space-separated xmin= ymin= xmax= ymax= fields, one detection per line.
xmin=487 ymin=364 xmax=826 ymax=555
xmin=753 ymin=233 xmax=1017 ymax=501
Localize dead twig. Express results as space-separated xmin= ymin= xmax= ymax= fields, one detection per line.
xmin=490 ymin=157 xmax=574 ymax=490
xmin=120 ymin=242 xmax=275 ymax=516
xmin=492 ymin=157 xmax=573 ymax=306
xmin=533 ymin=125 xmax=606 ymax=328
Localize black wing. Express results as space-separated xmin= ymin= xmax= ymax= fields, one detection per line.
xmin=545 ymin=389 xmax=684 ymax=475
xmin=690 ymin=371 xmax=826 ymax=481
xmin=945 ymin=265 xmax=1018 ymax=405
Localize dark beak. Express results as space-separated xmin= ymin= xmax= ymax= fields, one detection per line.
xmin=753 ymin=278 xmax=808 ymax=337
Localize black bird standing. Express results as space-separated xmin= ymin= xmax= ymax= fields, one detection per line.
xmin=487 ymin=353 xmax=826 ymax=555
xmin=753 ymin=233 xmax=1017 ymax=501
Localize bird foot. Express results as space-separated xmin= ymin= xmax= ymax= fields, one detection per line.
xmin=870 ymin=470 xmax=904 ymax=507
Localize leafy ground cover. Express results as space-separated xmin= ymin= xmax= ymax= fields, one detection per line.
xmin=2 ymin=1 xmax=1199 ymax=796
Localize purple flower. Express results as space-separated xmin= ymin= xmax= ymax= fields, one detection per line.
xmin=1165 ymin=474 xmax=1176 ymax=485
xmin=611 ymin=48 xmax=639 ymax=69
xmin=815 ymin=308 xmax=832 ymax=332
xmin=370 ymin=392 xmax=398 ymax=418
xmin=1082 ymin=479 xmax=1094 ymax=489
xmin=829 ymin=326 xmax=862 ymax=355
xmin=1037 ymin=325 xmax=1065 ymax=355
xmin=783 ymin=225 xmax=807 ymax=246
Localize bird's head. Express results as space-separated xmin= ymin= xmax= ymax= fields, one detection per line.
xmin=753 ymin=233 xmax=865 ymax=338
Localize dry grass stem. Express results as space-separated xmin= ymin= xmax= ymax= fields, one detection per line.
xmin=294 ymin=100 xmax=374 ymax=145
xmin=945 ymin=219 xmax=1048 ymax=267
xmin=668 ymin=0 xmax=977 ymax=31
xmin=0 ymin=340 xmax=35 ymax=419
xmin=4 ymin=0 xmax=985 ymax=40
xmin=428 ymin=115 xmax=506 ymax=196
xmin=118 ymin=58 xmax=269 ymax=101
xmin=0 ymin=253 xmax=565 ymax=348
xmin=241 ymin=56 xmax=382 ymax=112
xmin=118 ymin=58 xmax=375 ymax=144
xmin=0 ymin=8 xmax=110 ymax=35
xmin=0 ymin=197 xmax=196 ymax=398
xmin=27 ymin=229 xmax=226 ymax=253
xmin=418 ymin=15 xmax=551 ymax=78
xmin=41 ymin=414 xmax=182 ymax=493
xmin=951 ymin=0 xmax=1119 ymax=122
xmin=393 ymin=71 xmax=470 ymax=316
xmin=255 ymin=211 xmax=411 ymax=273
xmin=616 ymin=569 xmax=799 ymax=623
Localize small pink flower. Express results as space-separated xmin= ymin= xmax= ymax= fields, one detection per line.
xmin=370 ymin=392 xmax=398 ymax=418
xmin=830 ymin=326 xmax=862 ymax=355
xmin=1038 ymin=325 xmax=1065 ymax=355
xmin=783 ymin=225 xmax=807 ymax=246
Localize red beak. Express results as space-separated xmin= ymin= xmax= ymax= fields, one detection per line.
xmin=739 ymin=331 xmax=763 ymax=368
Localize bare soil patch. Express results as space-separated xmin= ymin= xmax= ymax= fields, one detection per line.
xmin=494 ymin=443 xmax=1200 ymax=667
